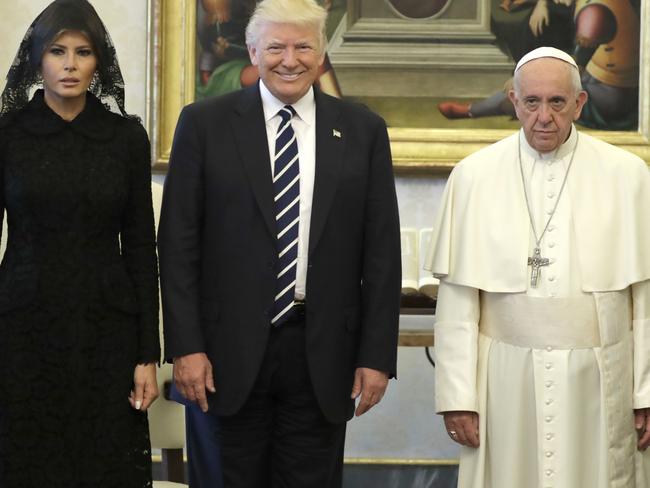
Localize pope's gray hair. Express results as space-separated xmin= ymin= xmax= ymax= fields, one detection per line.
xmin=245 ymin=0 xmax=328 ymax=53
xmin=513 ymin=57 xmax=583 ymax=96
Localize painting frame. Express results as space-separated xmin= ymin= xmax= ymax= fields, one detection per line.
xmin=148 ymin=0 xmax=650 ymax=174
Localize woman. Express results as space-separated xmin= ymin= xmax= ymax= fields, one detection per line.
xmin=0 ymin=1 xmax=159 ymax=486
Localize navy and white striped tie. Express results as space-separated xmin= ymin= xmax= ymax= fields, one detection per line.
xmin=271 ymin=105 xmax=300 ymax=325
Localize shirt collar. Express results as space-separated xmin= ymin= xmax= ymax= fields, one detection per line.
xmin=259 ymin=79 xmax=315 ymax=126
xmin=17 ymin=89 xmax=116 ymax=141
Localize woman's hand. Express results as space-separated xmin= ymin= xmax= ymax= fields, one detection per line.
xmin=129 ymin=363 xmax=159 ymax=411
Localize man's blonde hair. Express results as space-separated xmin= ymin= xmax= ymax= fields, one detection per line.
xmin=245 ymin=0 xmax=328 ymax=52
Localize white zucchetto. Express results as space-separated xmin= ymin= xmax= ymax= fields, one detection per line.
xmin=515 ymin=46 xmax=578 ymax=72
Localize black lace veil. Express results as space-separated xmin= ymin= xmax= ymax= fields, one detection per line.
xmin=1 ymin=0 xmax=128 ymax=116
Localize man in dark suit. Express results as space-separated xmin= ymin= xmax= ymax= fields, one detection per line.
xmin=158 ymin=0 xmax=401 ymax=485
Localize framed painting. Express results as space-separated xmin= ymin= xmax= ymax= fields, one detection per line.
xmin=148 ymin=0 xmax=650 ymax=173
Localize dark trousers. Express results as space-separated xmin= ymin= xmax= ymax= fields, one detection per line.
xmin=217 ymin=316 xmax=346 ymax=488
xmin=170 ymin=381 xmax=224 ymax=488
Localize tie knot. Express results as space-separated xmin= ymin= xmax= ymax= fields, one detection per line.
xmin=279 ymin=105 xmax=295 ymax=123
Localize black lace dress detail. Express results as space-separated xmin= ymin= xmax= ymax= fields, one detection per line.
xmin=0 ymin=90 xmax=159 ymax=488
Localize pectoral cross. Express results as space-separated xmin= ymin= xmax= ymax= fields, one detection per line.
xmin=527 ymin=247 xmax=549 ymax=288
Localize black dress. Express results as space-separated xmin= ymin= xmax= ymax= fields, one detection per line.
xmin=0 ymin=90 xmax=160 ymax=488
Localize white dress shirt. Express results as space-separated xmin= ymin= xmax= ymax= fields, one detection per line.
xmin=259 ymin=80 xmax=316 ymax=299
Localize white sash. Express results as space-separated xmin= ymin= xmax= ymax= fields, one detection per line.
xmin=479 ymin=292 xmax=600 ymax=349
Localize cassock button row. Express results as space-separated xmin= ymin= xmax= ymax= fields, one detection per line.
xmin=545 ymin=398 xmax=554 ymax=405
xmin=546 ymin=346 xmax=553 ymax=352
xmin=546 ymin=209 xmax=554 ymax=215
xmin=548 ymin=225 xmax=556 ymax=232
xmin=546 ymin=381 xmax=554 ymax=388
xmin=546 ymin=469 xmax=554 ymax=476
xmin=545 ymin=416 xmax=553 ymax=423
xmin=545 ymin=363 xmax=553 ymax=370
xmin=546 ymin=433 xmax=554 ymax=440
xmin=548 ymin=242 xmax=556 ymax=248
xmin=545 ymin=451 xmax=554 ymax=458
xmin=547 ymin=192 xmax=555 ymax=199
xmin=547 ymin=174 xmax=555 ymax=181
xmin=548 ymin=276 xmax=556 ymax=282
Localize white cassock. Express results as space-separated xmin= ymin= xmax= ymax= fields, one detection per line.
xmin=426 ymin=126 xmax=650 ymax=488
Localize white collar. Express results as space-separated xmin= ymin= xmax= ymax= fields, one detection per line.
xmin=259 ymin=80 xmax=315 ymax=126
xmin=519 ymin=125 xmax=578 ymax=163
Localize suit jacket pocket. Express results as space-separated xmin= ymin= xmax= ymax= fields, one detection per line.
xmin=102 ymin=265 xmax=139 ymax=314
xmin=0 ymin=262 xmax=38 ymax=314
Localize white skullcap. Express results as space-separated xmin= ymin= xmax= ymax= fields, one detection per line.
xmin=515 ymin=46 xmax=578 ymax=72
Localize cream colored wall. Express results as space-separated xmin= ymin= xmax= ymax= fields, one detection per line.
xmin=0 ymin=0 xmax=149 ymax=122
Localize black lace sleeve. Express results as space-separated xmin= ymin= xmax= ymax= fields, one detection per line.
xmin=120 ymin=119 xmax=160 ymax=364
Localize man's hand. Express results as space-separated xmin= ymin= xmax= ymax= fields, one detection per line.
xmin=635 ymin=408 xmax=650 ymax=450
xmin=443 ymin=411 xmax=480 ymax=448
xmin=350 ymin=367 xmax=389 ymax=416
xmin=129 ymin=363 xmax=159 ymax=411
xmin=173 ymin=352 xmax=216 ymax=413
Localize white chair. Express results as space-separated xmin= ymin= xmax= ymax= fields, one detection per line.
xmin=149 ymin=362 xmax=188 ymax=487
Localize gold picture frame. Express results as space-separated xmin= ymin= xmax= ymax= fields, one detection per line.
xmin=148 ymin=0 xmax=650 ymax=174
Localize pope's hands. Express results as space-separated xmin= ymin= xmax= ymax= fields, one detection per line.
xmin=443 ymin=411 xmax=480 ymax=448
xmin=351 ymin=367 xmax=389 ymax=416
xmin=635 ymin=408 xmax=650 ymax=450
xmin=174 ymin=352 xmax=216 ymax=413
xmin=129 ymin=363 xmax=158 ymax=411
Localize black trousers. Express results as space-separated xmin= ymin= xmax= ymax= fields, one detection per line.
xmin=217 ymin=315 xmax=346 ymax=488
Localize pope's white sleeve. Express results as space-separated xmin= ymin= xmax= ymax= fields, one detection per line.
xmin=434 ymin=280 xmax=480 ymax=413
xmin=632 ymin=279 xmax=650 ymax=409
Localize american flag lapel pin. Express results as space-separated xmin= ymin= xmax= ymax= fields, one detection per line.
xmin=332 ymin=129 xmax=341 ymax=138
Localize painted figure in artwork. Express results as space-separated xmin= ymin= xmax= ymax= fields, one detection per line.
xmin=573 ymin=0 xmax=640 ymax=130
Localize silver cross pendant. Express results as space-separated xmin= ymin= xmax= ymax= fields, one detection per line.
xmin=527 ymin=247 xmax=550 ymax=288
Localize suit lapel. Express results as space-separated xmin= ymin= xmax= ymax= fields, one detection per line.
xmin=230 ymin=85 xmax=276 ymax=238
xmin=309 ymin=89 xmax=344 ymax=255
